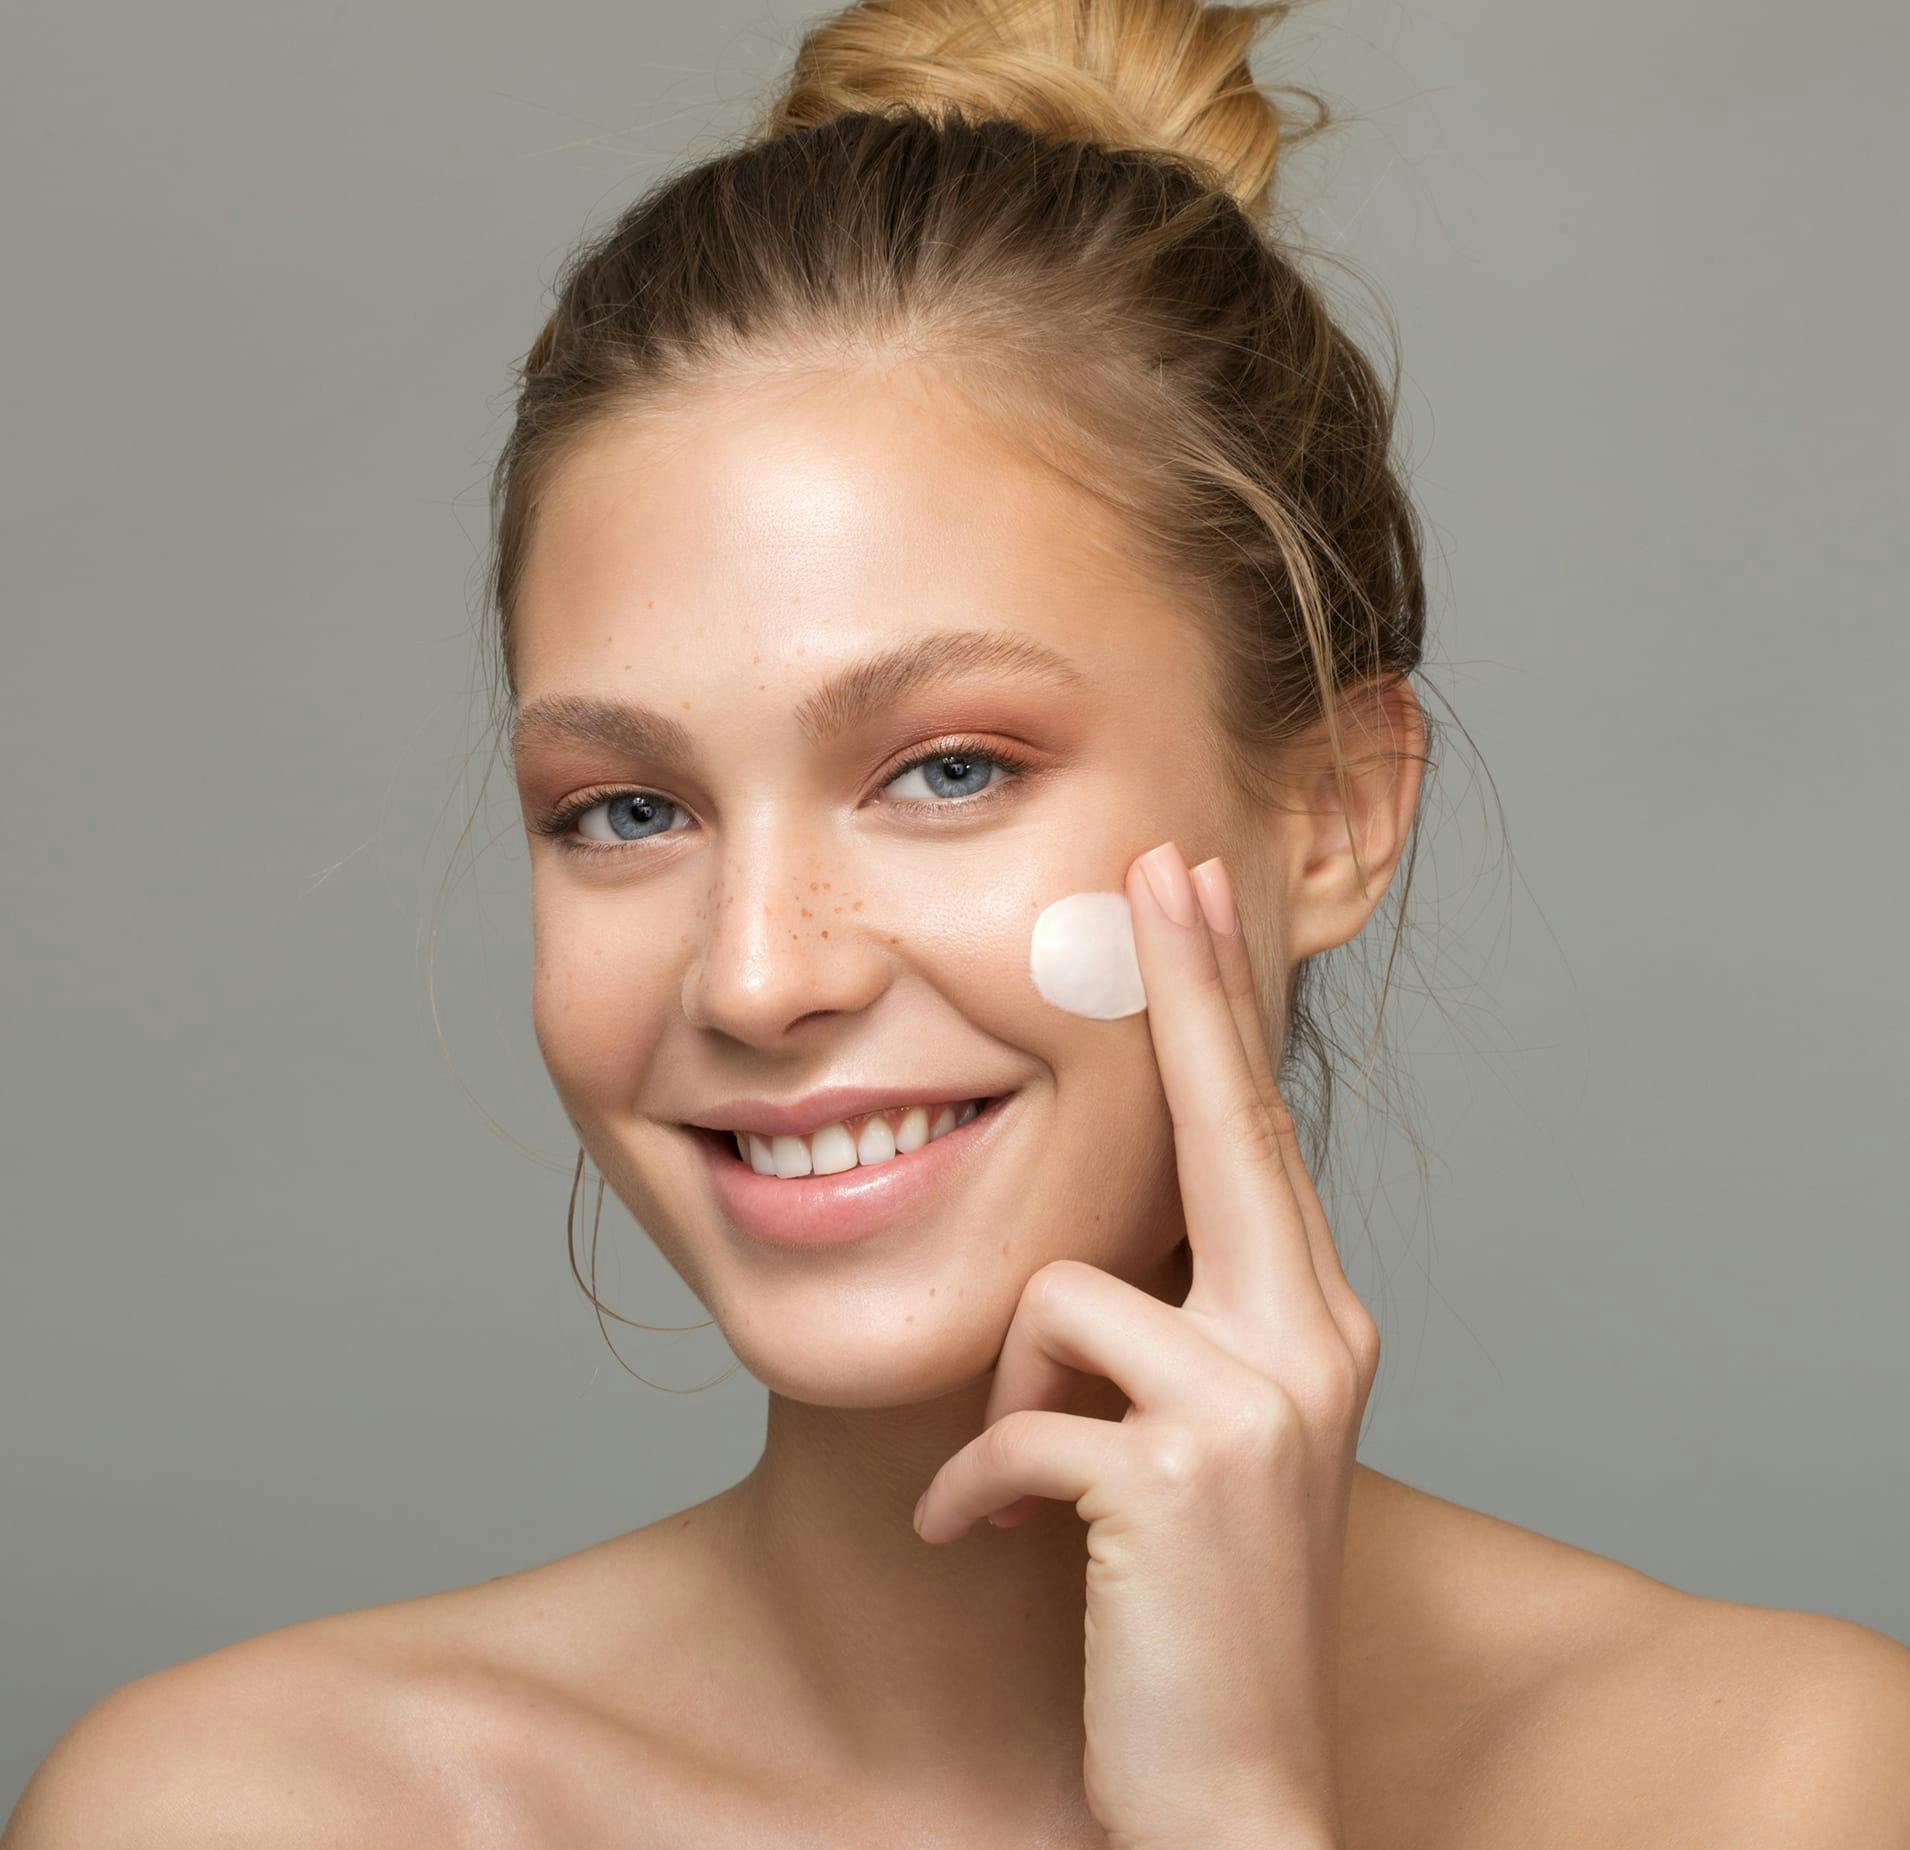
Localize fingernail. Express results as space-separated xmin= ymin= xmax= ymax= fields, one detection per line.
xmin=1189 ymin=857 xmax=1238 ymax=935
xmin=911 ymin=1492 xmax=927 ymax=1532
xmin=1138 ymin=841 xmax=1199 ymax=927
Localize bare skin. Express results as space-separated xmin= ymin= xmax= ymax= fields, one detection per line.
xmin=15 ymin=1460 xmax=1904 ymax=1849
xmin=10 ymin=355 xmax=1908 ymax=1848
xmin=291 ymin=1460 xmax=1760 ymax=1849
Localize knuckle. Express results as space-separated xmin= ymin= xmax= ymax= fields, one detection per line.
xmin=1347 ymin=1308 xmax=1382 ymax=1385
xmin=981 ymin=1410 xmax=1035 ymax=1475
xmin=1138 ymin=1426 xmax=1205 ymax=1493
xmin=1236 ymin=1380 xmax=1304 ymax=1452
xmin=1022 ymin=1258 xmax=1091 ymax=1317
xmin=1217 ymin=1092 xmax=1284 ymax=1167
xmin=1292 ymin=1346 xmax=1366 ymax=1424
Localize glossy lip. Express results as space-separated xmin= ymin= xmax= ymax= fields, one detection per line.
xmin=689 ymin=1091 xmax=1020 ymax=1248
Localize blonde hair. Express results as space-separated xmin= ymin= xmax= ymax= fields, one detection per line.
xmin=754 ymin=0 xmax=1311 ymax=217
xmin=467 ymin=0 xmax=1469 ymax=1370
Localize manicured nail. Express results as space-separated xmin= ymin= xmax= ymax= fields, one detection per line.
xmin=1138 ymin=841 xmax=1199 ymax=927
xmin=1189 ymin=857 xmax=1238 ymax=935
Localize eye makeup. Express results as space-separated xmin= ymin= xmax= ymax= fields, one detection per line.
xmin=528 ymin=735 xmax=1038 ymax=858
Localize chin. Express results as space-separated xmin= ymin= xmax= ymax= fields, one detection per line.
xmin=705 ymin=1280 xmax=1024 ymax=1409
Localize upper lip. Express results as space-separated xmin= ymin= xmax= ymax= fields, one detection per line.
xmin=685 ymin=1084 xmax=1009 ymax=1141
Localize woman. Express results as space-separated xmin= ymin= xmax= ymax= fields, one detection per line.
xmin=11 ymin=1 xmax=1907 ymax=1845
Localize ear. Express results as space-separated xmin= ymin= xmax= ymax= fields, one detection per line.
xmin=1280 ymin=675 xmax=1427 ymax=964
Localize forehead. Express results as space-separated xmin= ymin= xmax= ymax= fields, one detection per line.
xmin=510 ymin=364 xmax=1179 ymax=694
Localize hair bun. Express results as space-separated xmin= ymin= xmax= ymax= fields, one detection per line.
xmin=751 ymin=0 xmax=1326 ymax=221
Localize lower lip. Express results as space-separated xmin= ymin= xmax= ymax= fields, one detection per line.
xmin=688 ymin=1094 xmax=1019 ymax=1248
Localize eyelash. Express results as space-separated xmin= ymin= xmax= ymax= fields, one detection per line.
xmin=531 ymin=734 xmax=1036 ymax=860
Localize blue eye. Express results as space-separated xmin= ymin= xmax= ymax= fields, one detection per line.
xmin=571 ymin=791 xmax=693 ymax=845
xmin=534 ymin=734 xmax=1033 ymax=859
xmin=880 ymin=741 xmax=1024 ymax=806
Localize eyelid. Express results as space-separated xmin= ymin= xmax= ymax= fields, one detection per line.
xmin=873 ymin=731 xmax=1034 ymax=788
xmin=534 ymin=733 xmax=1038 ymax=856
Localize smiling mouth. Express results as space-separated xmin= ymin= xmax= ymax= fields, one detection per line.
xmin=688 ymin=1094 xmax=1013 ymax=1180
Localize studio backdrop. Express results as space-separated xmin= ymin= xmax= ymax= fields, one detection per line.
xmin=3 ymin=0 xmax=1905 ymax=1812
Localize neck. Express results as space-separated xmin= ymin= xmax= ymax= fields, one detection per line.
xmin=694 ymin=1238 xmax=1384 ymax=1809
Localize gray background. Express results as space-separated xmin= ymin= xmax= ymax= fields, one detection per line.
xmin=4 ymin=0 xmax=1905 ymax=1809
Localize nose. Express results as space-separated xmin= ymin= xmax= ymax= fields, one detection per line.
xmin=679 ymin=825 xmax=892 ymax=1045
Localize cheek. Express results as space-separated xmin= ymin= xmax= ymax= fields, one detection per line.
xmin=852 ymin=845 xmax=1086 ymax=1065
xmin=528 ymin=880 xmax=673 ymax=1112
xmin=871 ymin=853 xmax=1182 ymax=1222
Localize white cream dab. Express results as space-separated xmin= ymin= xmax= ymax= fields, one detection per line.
xmin=1029 ymin=890 xmax=1146 ymax=1019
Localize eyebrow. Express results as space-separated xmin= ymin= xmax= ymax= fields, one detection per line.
xmin=510 ymin=627 xmax=1090 ymax=766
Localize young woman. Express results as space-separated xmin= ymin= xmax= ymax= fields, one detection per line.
xmin=11 ymin=1 xmax=1907 ymax=1845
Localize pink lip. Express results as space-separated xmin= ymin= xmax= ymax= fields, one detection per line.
xmin=690 ymin=1092 xmax=1019 ymax=1248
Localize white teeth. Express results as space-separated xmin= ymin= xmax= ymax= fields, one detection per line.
xmin=856 ymin=1115 xmax=896 ymax=1166
xmin=769 ymin=1134 xmax=812 ymax=1179
xmin=733 ymin=1098 xmax=994 ymax=1179
xmin=808 ymin=1123 xmax=859 ymax=1176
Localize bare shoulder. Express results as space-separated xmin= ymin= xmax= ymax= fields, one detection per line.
xmin=3 ymin=1514 xmax=714 ymax=1850
xmin=1527 ymin=1591 xmax=1910 ymax=1848
xmin=1 ymin=1621 xmax=452 ymax=1849
xmin=1344 ymin=1469 xmax=1910 ymax=1849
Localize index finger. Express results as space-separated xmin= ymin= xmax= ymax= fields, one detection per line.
xmin=1127 ymin=840 xmax=1339 ymax=1342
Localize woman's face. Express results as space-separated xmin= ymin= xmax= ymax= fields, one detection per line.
xmin=510 ymin=362 xmax=1291 ymax=1408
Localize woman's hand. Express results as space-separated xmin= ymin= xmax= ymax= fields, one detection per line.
xmin=911 ymin=837 xmax=1379 ymax=1850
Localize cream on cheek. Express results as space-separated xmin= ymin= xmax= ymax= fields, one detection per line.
xmin=1029 ymin=890 xmax=1147 ymax=1019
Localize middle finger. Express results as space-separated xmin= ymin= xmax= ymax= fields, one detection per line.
xmin=1128 ymin=840 xmax=1340 ymax=1345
